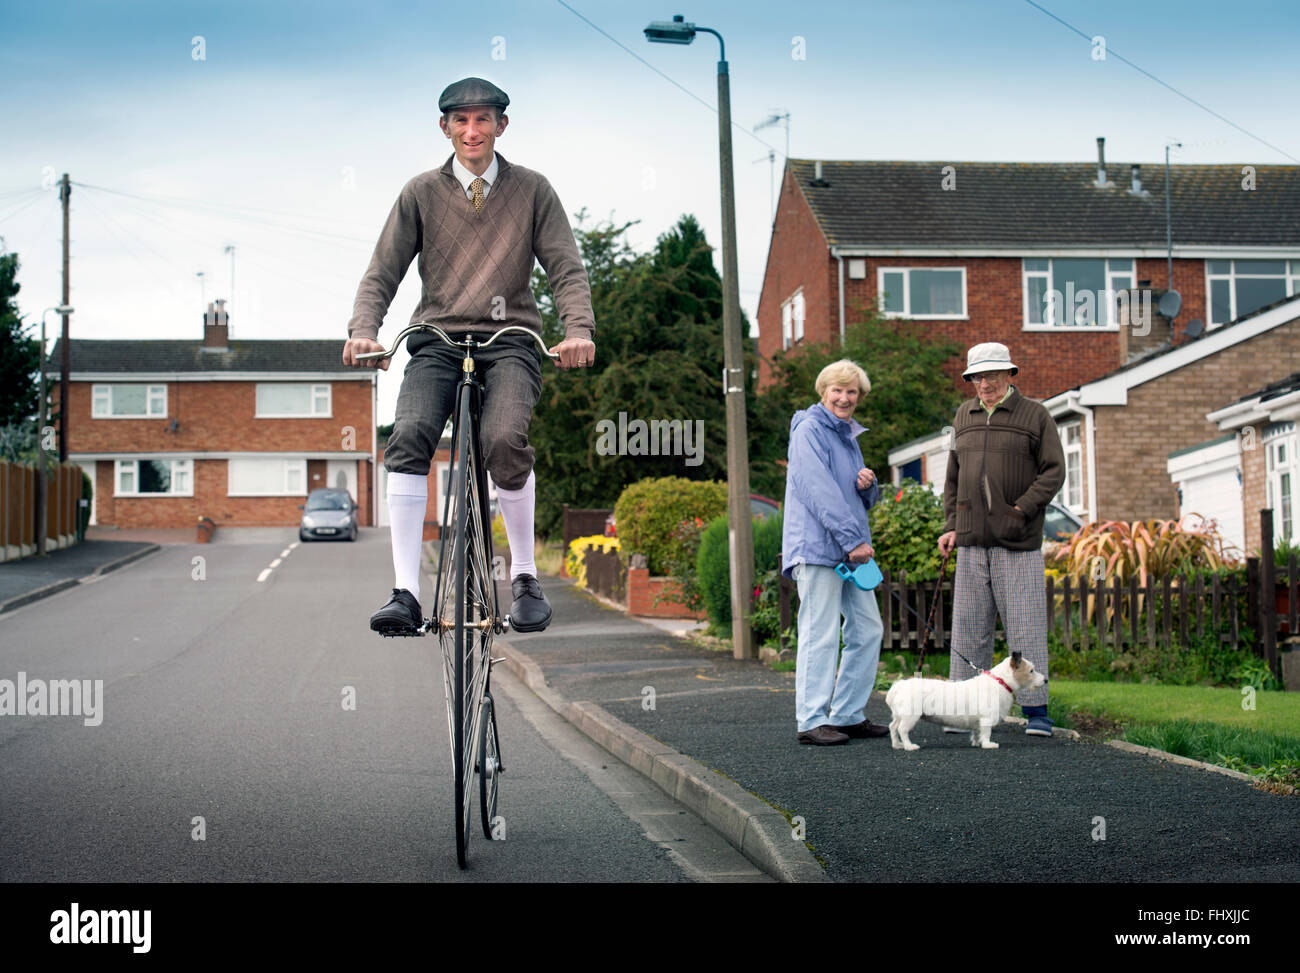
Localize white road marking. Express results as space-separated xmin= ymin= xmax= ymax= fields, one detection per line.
xmin=257 ymin=568 xmax=273 ymax=583
xmin=280 ymin=548 xmax=291 ymax=558
xmin=289 ymin=542 xmax=299 ymax=550
xmin=270 ymin=558 xmax=282 ymax=568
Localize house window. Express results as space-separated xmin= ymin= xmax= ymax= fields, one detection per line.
xmin=1206 ymin=260 xmax=1300 ymax=328
xmin=92 ymin=384 xmax=168 ymax=418
xmin=255 ymin=383 xmax=331 ymax=418
xmin=878 ymin=267 xmax=966 ymax=318
xmin=1265 ymin=422 xmax=1298 ymax=542
xmin=1056 ymin=421 xmax=1084 ymax=512
xmin=228 ymin=458 xmax=307 ymax=496
xmin=115 ymin=459 xmax=193 ymax=496
xmin=781 ymin=289 xmax=805 ymax=349
xmin=1023 ymin=258 xmax=1134 ymax=328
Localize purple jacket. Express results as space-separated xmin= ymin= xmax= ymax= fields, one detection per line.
xmin=781 ymin=403 xmax=880 ymax=579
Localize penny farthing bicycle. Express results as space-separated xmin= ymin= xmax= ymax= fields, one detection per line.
xmin=359 ymin=323 xmax=558 ymax=868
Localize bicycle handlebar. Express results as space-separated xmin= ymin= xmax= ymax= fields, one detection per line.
xmin=354 ymin=323 xmax=561 ymax=362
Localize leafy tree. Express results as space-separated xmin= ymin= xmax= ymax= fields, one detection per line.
xmin=753 ymin=304 xmax=963 ymax=490
xmin=0 ymin=243 xmax=41 ymax=462
xmin=530 ymin=213 xmax=737 ymax=537
xmin=0 ymin=244 xmax=39 ymax=429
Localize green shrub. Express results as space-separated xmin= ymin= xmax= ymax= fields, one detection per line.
xmin=697 ymin=512 xmax=784 ymax=629
xmin=868 ymin=479 xmax=946 ymax=582
xmin=613 ymin=476 xmax=727 ymax=575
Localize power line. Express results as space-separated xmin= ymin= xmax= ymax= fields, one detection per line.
xmin=1023 ymin=0 xmax=1298 ymax=164
xmin=0 ymin=189 xmax=48 ymax=226
xmin=71 ymin=182 xmax=376 ymax=247
xmin=553 ymin=0 xmax=784 ymax=157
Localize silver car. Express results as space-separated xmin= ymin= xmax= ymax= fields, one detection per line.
xmin=299 ymin=488 xmax=358 ymax=542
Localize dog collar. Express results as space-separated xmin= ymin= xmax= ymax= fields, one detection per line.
xmin=982 ymin=670 xmax=1014 ymax=694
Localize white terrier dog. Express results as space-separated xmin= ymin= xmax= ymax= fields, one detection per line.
xmin=886 ymin=652 xmax=1047 ymax=751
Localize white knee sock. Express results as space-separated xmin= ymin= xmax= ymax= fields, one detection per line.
xmin=495 ymin=470 xmax=537 ymax=580
xmin=387 ymin=471 xmax=428 ymax=600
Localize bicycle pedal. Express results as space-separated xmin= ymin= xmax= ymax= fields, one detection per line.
xmin=375 ymin=627 xmax=424 ymax=638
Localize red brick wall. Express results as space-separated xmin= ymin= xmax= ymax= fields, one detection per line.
xmin=73 ymin=378 xmax=374 ymax=528
xmin=626 ymin=566 xmax=706 ymax=619
xmin=1094 ymin=318 xmax=1300 ymax=523
xmin=1240 ymin=423 xmax=1268 ymax=555
xmin=756 ymin=168 xmax=834 ymax=387
xmin=756 ymin=199 xmax=1219 ymax=403
xmin=65 ymin=379 xmax=373 ymax=454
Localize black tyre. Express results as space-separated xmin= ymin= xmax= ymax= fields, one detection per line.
xmin=479 ymin=693 xmax=501 ymax=838
xmin=450 ymin=399 xmax=473 ymax=870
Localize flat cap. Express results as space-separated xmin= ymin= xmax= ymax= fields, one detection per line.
xmin=438 ymin=77 xmax=510 ymax=113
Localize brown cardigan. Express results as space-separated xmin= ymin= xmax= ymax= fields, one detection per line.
xmin=942 ymin=387 xmax=1066 ymax=550
xmin=346 ymin=153 xmax=595 ymax=344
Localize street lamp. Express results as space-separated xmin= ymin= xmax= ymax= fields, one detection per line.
xmin=37 ymin=304 xmax=74 ymax=556
xmin=645 ymin=13 xmax=755 ymax=660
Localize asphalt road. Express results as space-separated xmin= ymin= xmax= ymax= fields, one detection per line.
xmin=0 ymin=530 xmax=764 ymax=882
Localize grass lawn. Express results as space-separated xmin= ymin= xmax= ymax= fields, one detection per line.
xmin=1049 ymin=681 xmax=1300 ymax=736
xmin=1049 ymin=680 xmax=1300 ymax=786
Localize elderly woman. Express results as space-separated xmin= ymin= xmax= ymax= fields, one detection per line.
xmin=781 ymin=359 xmax=888 ymax=745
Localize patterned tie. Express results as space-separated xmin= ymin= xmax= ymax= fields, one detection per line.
xmin=470 ymin=177 xmax=485 ymax=213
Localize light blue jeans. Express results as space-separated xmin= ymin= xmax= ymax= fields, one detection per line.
xmin=792 ymin=562 xmax=884 ymax=733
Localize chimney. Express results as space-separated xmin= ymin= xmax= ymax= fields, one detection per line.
xmin=1129 ymin=163 xmax=1144 ymax=195
xmin=203 ymin=299 xmax=229 ymax=350
xmin=810 ymin=160 xmax=830 ymax=187
xmin=1094 ymin=137 xmax=1109 ymax=187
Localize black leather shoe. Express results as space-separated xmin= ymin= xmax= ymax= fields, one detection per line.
xmin=797 ymin=725 xmax=850 ymax=746
xmin=370 ymin=588 xmax=423 ymax=635
xmin=509 ymin=574 xmax=552 ymax=632
xmin=833 ymin=719 xmax=890 ymax=739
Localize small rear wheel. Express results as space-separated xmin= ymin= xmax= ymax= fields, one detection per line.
xmin=479 ymin=693 xmax=501 ymax=839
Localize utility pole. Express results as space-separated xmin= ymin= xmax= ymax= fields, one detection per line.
xmin=59 ymin=173 xmax=70 ymax=463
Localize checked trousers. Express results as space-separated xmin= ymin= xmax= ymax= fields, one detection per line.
xmin=948 ymin=545 xmax=1049 ymax=707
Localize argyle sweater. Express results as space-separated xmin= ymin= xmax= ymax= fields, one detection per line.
xmin=346 ymin=153 xmax=595 ymax=344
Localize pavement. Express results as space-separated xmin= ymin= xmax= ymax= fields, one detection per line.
xmin=500 ymin=572 xmax=1300 ymax=884
xmin=0 ymin=539 xmax=161 ymax=614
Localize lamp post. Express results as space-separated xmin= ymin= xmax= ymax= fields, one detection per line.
xmin=645 ymin=14 xmax=754 ymax=659
xmin=37 ymin=304 xmax=74 ymax=556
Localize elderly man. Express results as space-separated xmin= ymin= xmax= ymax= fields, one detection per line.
xmin=343 ymin=77 xmax=595 ymax=635
xmin=937 ymin=343 xmax=1064 ymax=736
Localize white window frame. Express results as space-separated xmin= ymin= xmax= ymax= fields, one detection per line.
xmin=114 ymin=458 xmax=193 ymax=497
xmin=226 ymin=458 xmax=308 ymax=497
xmin=1204 ymin=259 xmax=1300 ymax=330
xmin=92 ymin=384 xmax=168 ymax=419
xmin=780 ymin=289 xmax=805 ymax=350
xmin=1265 ymin=422 xmax=1298 ymax=543
xmin=1022 ymin=258 xmax=1132 ymax=331
xmin=877 ymin=266 xmax=967 ymax=319
xmin=1055 ymin=420 xmax=1084 ymax=513
xmin=255 ymin=383 xmax=332 ymax=418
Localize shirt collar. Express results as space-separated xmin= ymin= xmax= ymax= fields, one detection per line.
xmin=976 ymin=385 xmax=1016 ymax=414
xmin=451 ymin=153 xmax=498 ymax=194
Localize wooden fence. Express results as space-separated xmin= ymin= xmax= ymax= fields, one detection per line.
xmin=776 ymin=511 xmax=1298 ymax=680
xmin=0 ymin=459 xmax=85 ymax=562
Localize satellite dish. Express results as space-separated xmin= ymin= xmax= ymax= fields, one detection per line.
xmin=1158 ymin=290 xmax=1182 ymax=320
xmin=1184 ymin=318 xmax=1204 ymax=338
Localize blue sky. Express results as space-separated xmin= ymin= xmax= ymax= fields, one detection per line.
xmin=2 ymin=0 xmax=1297 ymax=420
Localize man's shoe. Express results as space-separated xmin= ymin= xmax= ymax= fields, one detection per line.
xmin=833 ymin=719 xmax=890 ymax=739
xmin=1025 ymin=716 xmax=1054 ymax=736
xmin=1022 ymin=704 xmax=1053 ymax=736
xmin=370 ymin=588 xmax=423 ymax=635
xmin=509 ymin=574 xmax=552 ymax=632
xmin=797 ymin=725 xmax=851 ymax=746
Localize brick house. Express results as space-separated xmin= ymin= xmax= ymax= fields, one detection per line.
xmin=50 ymin=302 xmax=377 ymax=529
xmin=890 ymin=294 xmax=1300 ymax=553
xmin=756 ymin=142 xmax=1300 ymax=401
xmin=1185 ymin=370 xmax=1300 ymax=552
